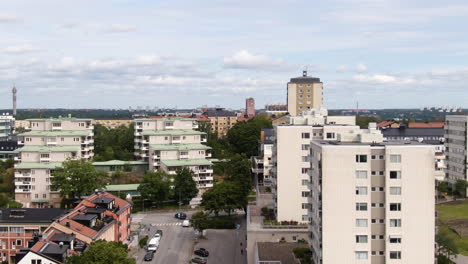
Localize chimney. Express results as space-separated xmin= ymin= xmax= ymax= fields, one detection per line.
xmin=65 ymin=222 xmax=70 ymax=227
xmin=59 ymin=242 xmax=64 ymax=248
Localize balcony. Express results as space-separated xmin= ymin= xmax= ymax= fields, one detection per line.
xmin=165 ymin=125 xmax=174 ymax=130
xmin=40 ymin=157 xmax=51 ymax=162
xmin=87 ymin=125 xmax=94 ymax=130
xmin=134 ymin=132 xmax=141 ymax=136
xmin=197 ymin=168 xmax=213 ymax=174
xmin=196 ymin=176 xmax=214 ymax=181
xmin=15 ymin=188 xmax=31 ymax=193
xmin=46 ymin=141 xmax=57 ymax=146
xmin=52 ymin=126 xmax=62 ymax=130
xmin=15 ymin=180 xmax=32 ymax=185
xmin=14 ymin=156 xmax=21 ymax=162
xmin=168 ymin=171 xmax=177 ymax=175
xmin=135 ymin=124 xmax=143 ymax=129
xmin=205 ymin=153 xmax=212 ymax=158
xmin=18 ymin=140 xmax=24 ymax=145
xmin=141 ymin=146 xmax=149 ymax=151
xmin=82 ymin=147 xmax=90 ymax=152
xmin=153 ymin=154 xmax=161 ymax=159
xmin=134 ymin=138 xmax=141 ymax=143
xmin=153 ymin=162 xmax=160 ymax=167
xmin=15 ymin=172 xmax=31 ymax=177
xmin=172 ymin=139 xmax=181 ymax=144
xmin=198 ymin=183 xmax=214 ymax=188
xmin=179 ymin=154 xmax=189 ymax=159
xmin=201 ymin=138 xmax=207 ymax=143
xmin=142 ymin=139 xmax=149 ymax=144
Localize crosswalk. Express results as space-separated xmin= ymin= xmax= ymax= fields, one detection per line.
xmin=151 ymin=222 xmax=183 ymax=226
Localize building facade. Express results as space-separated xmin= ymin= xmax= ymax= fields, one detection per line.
xmin=445 ymin=115 xmax=468 ymax=183
xmin=309 ymin=140 xmax=435 ymax=264
xmin=287 ymin=71 xmax=323 ymax=116
xmin=134 ymin=118 xmax=213 ymax=196
xmin=203 ymin=108 xmax=239 ymax=137
xmin=251 ymin=128 xmax=274 ymax=187
xmin=15 ymin=117 xmax=94 ymax=208
xmin=0 ymin=114 xmax=15 ymax=141
xmin=246 ymin=98 xmax=255 ymax=117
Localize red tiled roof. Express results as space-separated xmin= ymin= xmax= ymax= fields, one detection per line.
xmin=408 ymin=122 xmax=444 ymax=128
xmin=196 ymin=115 xmax=210 ymax=122
xmin=377 ymin=121 xmax=395 ymax=128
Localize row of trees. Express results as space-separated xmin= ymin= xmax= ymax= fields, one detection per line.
xmin=437 ymin=180 xmax=468 ymax=198
xmin=0 ymin=159 xmax=18 ymax=207
xmin=66 ymin=240 xmax=135 ymax=264
xmin=93 ymin=124 xmax=135 ymax=161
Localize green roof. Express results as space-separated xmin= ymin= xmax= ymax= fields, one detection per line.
xmin=26 ymin=117 xmax=93 ymax=121
xmin=104 ymin=184 xmax=140 ymax=192
xmin=141 ymin=129 xmax=205 ymax=136
xmin=16 ymin=145 xmax=81 ymax=153
xmin=135 ymin=117 xmax=195 ymax=121
xmin=92 ymin=160 xmax=148 ymax=166
xmin=15 ymin=162 xmax=63 ymax=169
xmin=149 ymin=143 xmax=211 ymax=151
xmin=161 ymin=159 xmax=213 ymax=167
xmin=19 ymin=130 xmax=92 ymax=137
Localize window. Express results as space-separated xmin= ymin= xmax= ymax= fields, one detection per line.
xmin=355 ymin=170 xmax=367 ymax=179
xmin=389 ymin=236 xmax=402 ymax=243
xmin=355 ymin=187 xmax=367 ymax=195
xmin=43 ymin=194 xmax=46 ymax=198
xmin=355 ymin=251 xmax=368 ymax=260
xmin=301 ymin=133 xmax=310 ymax=139
xmin=356 ymin=235 xmax=368 ymax=243
xmin=371 ymin=155 xmax=376 ymax=159
xmin=390 ymin=154 xmax=401 ymax=163
xmin=302 ymin=180 xmax=308 ymax=186
xmin=390 ymin=203 xmax=401 ymax=211
xmin=301 ymin=168 xmax=309 ymax=174
xmin=326 ymin=132 xmax=335 ymax=139
xmin=390 ymin=251 xmax=401 ymax=259
xmin=356 ymin=203 xmax=367 ymax=211
xmin=371 ymin=171 xmax=377 ymax=176
xmin=302 ymin=156 xmax=309 ymax=162
xmin=301 ymin=144 xmax=310 ymax=150
xmin=390 ymin=219 xmax=402 ymax=227
xmin=302 ymin=215 xmax=308 ymax=221
xmin=390 ymin=187 xmax=401 ymax=195
xmin=390 ymin=171 xmax=401 ymax=179
xmin=356 ymin=219 xmax=368 ymax=227
xmin=15 ymin=239 xmax=22 ymax=246
xmin=302 ymin=203 xmax=309 ymax=209
xmin=379 ymin=155 xmax=384 ymax=159
xmin=302 ymin=192 xmax=310 ymax=197
xmin=356 ymin=155 xmax=367 ymax=163
xmin=379 ymin=171 xmax=384 ymax=176
xmin=32 ymin=260 xmax=42 ymax=264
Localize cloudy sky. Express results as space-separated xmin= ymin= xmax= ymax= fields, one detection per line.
xmin=1 ymin=0 xmax=467 ymax=109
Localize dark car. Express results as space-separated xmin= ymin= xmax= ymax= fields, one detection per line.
xmin=174 ymin=212 xmax=187 ymax=219
xmin=191 ymin=257 xmax=207 ymax=264
xmin=156 ymin=229 xmax=163 ymax=237
xmin=194 ymin=248 xmax=209 ymax=257
xmin=144 ymin=251 xmax=154 ymax=261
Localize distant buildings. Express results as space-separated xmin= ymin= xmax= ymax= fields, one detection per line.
xmin=203 ymin=108 xmax=239 ymax=137
xmin=91 ymin=119 xmax=133 ymax=129
xmin=287 ymin=71 xmax=323 ymax=116
xmin=245 ymin=98 xmax=255 ymax=117
xmin=265 ymin=104 xmax=287 ymax=116
xmin=134 ymin=117 xmax=213 ymax=203
xmin=445 ymin=115 xmax=468 ymax=183
xmin=15 ymin=116 xmax=94 ymax=208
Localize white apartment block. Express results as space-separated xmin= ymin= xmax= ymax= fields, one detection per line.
xmin=0 ymin=113 xmax=15 ymax=141
xmin=309 ymin=140 xmax=435 ymax=264
xmin=445 ymin=115 xmax=468 ymax=183
xmin=15 ymin=116 xmax=94 ymax=208
xmin=287 ymin=71 xmax=323 ymax=116
xmin=134 ymin=118 xmax=213 ymax=193
xmin=251 ymin=128 xmax=274 ymax=187
xmin=272 ymin=108 xmax=382 ymax=223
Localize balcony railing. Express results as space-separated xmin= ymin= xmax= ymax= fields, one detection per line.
xmin=40 ymin=157 xmax=51 ymax=162
xmin=46 ymin=141 xmax=57 ymax=146
xmin=52 ymin=126 xmax=62 ymax=130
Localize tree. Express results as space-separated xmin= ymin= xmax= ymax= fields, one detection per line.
xmin=173 ymin=168 xmax=198 ymax=205
xmin=191 ymin=211 xmax=209 ymax=235
xmin=66 ymin=240 xmax=135 ymax=264
xmin=227 ymin=115 xmax=272 ymax=157
xmin=454 ymin=179 xmax=468 ymax=197
xmin=51 ymin=159 xmax=108 ymax=199
xmin=437 ymin=182 xmax=450 ymax=194
xmin=137 ymin=171 xmax=171 ymax=205
xmin=202 ymin=182 xmax=245 ymax=216
xmin=93 ymin=124 xmax=135 ymax=161
xmin=436 ymin=229 xmax=458 ymax=263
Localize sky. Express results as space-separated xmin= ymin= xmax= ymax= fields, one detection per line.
xmin=0 ymin=0 xmax=468 ymax=110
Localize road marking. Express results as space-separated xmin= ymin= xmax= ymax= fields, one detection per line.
xmin=151 ymin=222 xmax=182 ymax=226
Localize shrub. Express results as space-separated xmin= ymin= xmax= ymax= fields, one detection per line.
xmin=206 ymin=216 xmax=236 ymax=229
xmin=294 ymin=247 xmax=312 ymax=264
xmin=139 ymin=235 xmax=148 ymax=249
xmin=261 ymin=206 xmax=269 ymax=216
xmin=297 ymin=238 xmax=307 ymax=244
xmin=265 ymin=187 xmax=271 ymax=193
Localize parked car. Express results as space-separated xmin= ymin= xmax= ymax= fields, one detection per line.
xmin=175 ymin=212 xmax=187 ymax=219
xmin=182 ymin=219 xmax=190 ymax=227
xmin=143 ymin=251 xmax=154 ymax=261
xmin=194 ymin=248 xmax=209 ymax=257
xmin=191 ymin=257 xmax=207 ymax=264
xmin=147 ymin=237 xmax=160 ymax=251
xmin=156 ymin=229 xmax=163 ymax=237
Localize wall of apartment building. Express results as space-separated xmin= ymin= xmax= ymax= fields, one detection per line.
xmin=275 ymin=125 xmax=312 ymax=223
xmin=287 ymin=82 xmax=323 ymax=116
xmin=148 ymin=134 xmax=201 ymax=144
xmin=287 ymin=83 xmax=298 ymax=116
xmin=326 ymin=116 xmax=356 ymax=125
xmin=29 ymin=120 xmax=91 ymax=131
xmin=20 ymin=151 xmax=78 ymax=162
xmin=445 ymin=116 xmax=468 ymax=182
xmin=116 ymin=207 xmax=132 ymax=242
xmin=210 ymin=117 xmax=237 ymax=136
xmin=138 ymin=119 xmax=194 ymax=130
xmin=24 ymin=136 xmax=83 ymax=146
xmin=157 ymin=149 xmax=207 ymax=160
xmin=311 ymin=143 xmax=434 ymax=264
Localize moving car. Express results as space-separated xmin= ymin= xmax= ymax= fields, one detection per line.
xmin=143 ymin=251 xmax=154 ymax=261
xmin=194 ymin=248 xmax=209 ymax=257
xmin=175 ymin=212 xmax=187 ymax=219
xmin=191 ymin=257 xmax=207 ymax=264
xmin=147 ymin=237 xmax=160 ymax=251
xmin=156 ymin=229 xmax=163 ymax=237
xmin=182 ymin=219 xmax=190 ymax=227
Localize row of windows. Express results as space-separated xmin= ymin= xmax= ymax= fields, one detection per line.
xmin=356 ymin=251 xmax=401 ymax=260
xmin=355 ymin=170 xmax=402 ymax=179
xmin=355 ymin=186 xmax=402 ymax=195
xmin=355 ymin=203 xmax=401 ymax=211
xmin=356 ymin=154 xmax=401 ymax=163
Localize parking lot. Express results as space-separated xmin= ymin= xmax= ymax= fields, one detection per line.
xmin=131 ymin=210 xmax=247 ymax=264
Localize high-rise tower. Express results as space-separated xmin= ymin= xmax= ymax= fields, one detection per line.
xmin=287 ymin=71 xmax=323 ymax=116
xmin=12 ymin=86 xmax=17 ymax=116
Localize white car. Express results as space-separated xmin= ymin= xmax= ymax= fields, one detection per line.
xmin=182 ymin=220 xmax=190 ymax=227
xmin=147 ymin=237 xmax=160 ymax=251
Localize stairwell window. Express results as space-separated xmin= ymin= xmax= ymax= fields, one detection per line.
xmin=390 ymin=203 xmax=401 ymax=211
xmin=356 ymin=203 xmax=367 ymax=211
xmin=390 ymin=154 xmax=401 ymax=163
xmin=356 ymin=235 xmax=368 ymax=243
xmin=390 ymin=219 xmax=402 ymax=227
xmin=390 ymin=171 xmax=401 ymax=179
xmin=390 ymin=251 xmax=401 ymax=259
xmin=355 ymin=251 xmax=368 ymax=260
xmin=355 ymin=170 xmax=367 ymax=179
xmin=301 ymin=133 xmax=310 ymax=139
xmin=355 ymin=187 xmax=367 ymax=195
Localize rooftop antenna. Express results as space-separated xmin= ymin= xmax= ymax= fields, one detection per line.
xmin=303 ymin=66 xmax=308 ymax=77
xmin=12 ymin=84 xmax=17 ymax=116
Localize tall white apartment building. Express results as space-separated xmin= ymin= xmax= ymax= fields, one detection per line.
xmin=251 ymin=128 xmax=274 ymax=187
xmin=15 ymin=116 xmax=94 ymax=208
xmin=445 ymin=115 xmax=468 ymax=183
xmin=0 ymin=113 xmax=15 ymax=141
xmin=134 ymin=118 xmax=213 ymax=193
xmin=272 ymin=108 xmax=382 ymax=223
xmin=309 ymin=139 xmax=435 ymax=264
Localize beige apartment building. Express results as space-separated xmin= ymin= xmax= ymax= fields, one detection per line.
xmin=15 ymin=116 xmax=94 ymax=208
xmin=272 ymin=108 xmax=381 ymax=223
xmin=309 ymin=140 xmax=435 ymax=264
xmin=445 ymin=115 xmax=468 ymax=183
xmin=203 ymin=108 xmax=239 ymax=137
xmin=134 ymin=118 xmax=213 ymax=198
xmin=287 ymin=71 xmax=323 ymax=116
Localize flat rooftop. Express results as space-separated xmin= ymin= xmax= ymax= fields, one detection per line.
xmin=257 ymin=242 xmax=309 ymax=264
xmin=314 ymin=140 xmax=430 ymax=146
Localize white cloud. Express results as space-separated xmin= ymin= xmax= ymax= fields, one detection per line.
xmin=0 ymin=14 xmax=19 ymax=23
xmin=223 ymin=50 xmax=288 ymax=71
xmin=356 ymin=63 xmax=368 ymax=73
xmin=106 ymin=24 xmax=137 ymax=33
xmin=3 ymin=44 xmax=38 ymax=54
xmin=336 ymin=65 xmax=347 ymax=72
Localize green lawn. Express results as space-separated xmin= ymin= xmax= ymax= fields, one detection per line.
xmin=439 ymin=226 xmax=468 ymax=255
xmin=437 ymin=201 xmax=468 ymax=222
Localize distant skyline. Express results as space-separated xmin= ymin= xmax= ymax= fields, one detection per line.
xmin=1 ymin=0 xmax=467 ymax=109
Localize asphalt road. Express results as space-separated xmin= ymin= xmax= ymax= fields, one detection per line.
xmin=133 ymin=211 xmax=197 ymax=264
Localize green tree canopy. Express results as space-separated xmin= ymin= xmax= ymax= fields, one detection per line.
xmin=202 ymin=181 xmax=246 ymax=216
xmin=454 ymin=179 xmax=468 ymax=197
xmin=51 ymin=159 xmax=108 ymax=199
xmin=66 ymin=240 xmax=135 ymax=264
xmin=191 ymin=211 xmax=210 ymax=234
xmin=93 ymin=124 xmax=135 ymax=161
xmin=173 ymin=167 xmax=198 ymax=205
xmin=226 ymin=115 xmax=272 ymax=157
xmin=436 ymin=229 xmax=458 ymax=263
xmin=137 ymin=171 xmax=171 ymax=205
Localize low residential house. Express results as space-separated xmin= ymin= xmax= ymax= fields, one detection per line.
xmin=16 ymin=241 xmax=72 ymax=264
xmin=0 ymin=208 xmax=65 ymax=263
